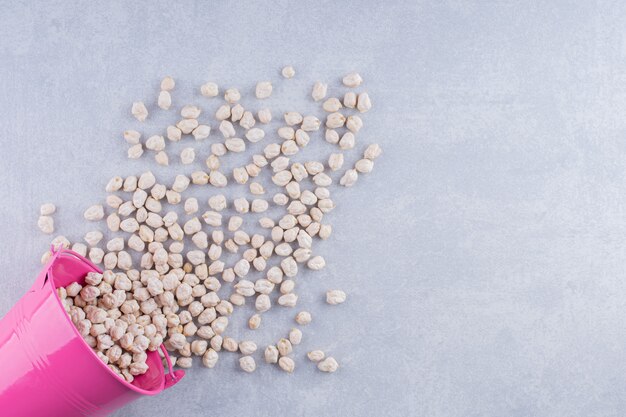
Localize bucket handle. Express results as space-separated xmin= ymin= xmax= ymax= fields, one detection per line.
xmin=36 ymin=245 xmax=68 ymax=289
xmin=160 ymin=345 xmax=185 ymax=389
xmin=35 ymin=246 xmax=103 ymax=291
xmin=50 ymin=244 xmax=64 ymax=261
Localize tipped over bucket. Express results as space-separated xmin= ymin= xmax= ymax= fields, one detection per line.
xmin=0 ymin=248 xmax=185 ymax=416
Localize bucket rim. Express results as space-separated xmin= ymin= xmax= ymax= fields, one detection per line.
xmin=47 ymin=249 xmax=166 ymax=396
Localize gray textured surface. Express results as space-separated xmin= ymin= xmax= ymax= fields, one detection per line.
xmin=1 ymin=1 xmax=626 ymax=416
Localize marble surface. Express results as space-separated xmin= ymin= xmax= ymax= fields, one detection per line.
xmin=1 ymin=1 xmax=626 ymax=416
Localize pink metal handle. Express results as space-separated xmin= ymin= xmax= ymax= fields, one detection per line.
xmin=50 ymin=244 xmax=64 ymax=260
xmin=34 ymin=247 xmax=103 ymax=291
xmin=160 ymin=345 xmax=185 ymax=389
xmin=37 ymin=245 xmax=64 ymax=287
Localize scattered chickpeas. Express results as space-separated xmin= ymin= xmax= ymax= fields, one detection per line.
xmin=158 ymin=91 xmax=171 ymax=110
xmin=239 ymin=356 xmax=256 ymax=373
xmin=248 ymin=314 xmax=261 ymax=330
xmin=255 ymin=81 xmax=273 ymax=99
xmin=317 ymin=357 xmax=339 ymax=373
xmin=38 ymin=216 xmax=54 ymax=234
xmin=328 ymin=153 xmax=344 ymax=171
xmin=161 ymin=76 xmax=175 ymax=91
xmin=295 ymin=311 xmax=312 ymax=325
xmin=258 ymin=108 xmax=272 ymax=124
xmin=357 ymin=92 xmax=372 ymax=113
xmin=201 ymin=82 xmax=219 ymax=97
xmin=84 ymin=205 xmax=105 ymax=221
xmin=123 ymin=130 xmax=141 ymax=145
xmin=40 ymin=203 xmax=56 ymax=216
xmin=355 ymin=159 xmax=374 ymax=174
xmin=307 ymin=350 xmax=325 ymax=362
xmin=340 ymin=169 xmax=358 ymax=187
xmin=326 ymin=290 xmax=347 ymax=305
xmin=311 ymin=82 xmax=328 ymax=102
xmin=202 ymin=349 xmax=219 ymax=368
xmin=323 ymin=98 xmax=343 ymax=112
xmin=364 ymin=144 xmax=383 ymax=160
xmin=50 ymin=69 xmax=381 ymax=379
xmin=180 ymin=148 xmax=196 ymax=165
xmin=224 ymin=88 xmax=241 ymax=104
xmin=281 ymin=66 xmax=295 ymax=79
xmin=342 ymin=72 xmax=363 ymax=88
xmin=265 ymin=345 xmax=279 ymax=364
xmin=344 ymin=92 xmax=357 ymax=108
xmin=278 ymin=356 xmax=295 ymax=373
xmin=131 ymin=102 xmax=148 ymax=122
xmin=288 ymin=328 xmax=302 ymax=345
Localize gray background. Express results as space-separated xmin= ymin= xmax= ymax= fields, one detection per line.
xmin=0 ymin=1 xmax=625 ymax=416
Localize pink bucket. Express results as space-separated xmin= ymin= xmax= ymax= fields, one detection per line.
xmin=0 ymin=248 xmax=185 ymax=416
